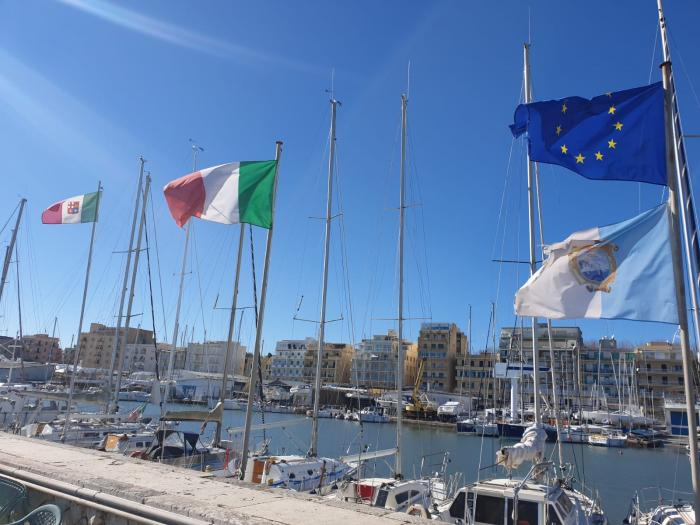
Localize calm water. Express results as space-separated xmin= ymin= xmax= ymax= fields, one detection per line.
xmin=133 ymin=402 xmax=693 ymax=524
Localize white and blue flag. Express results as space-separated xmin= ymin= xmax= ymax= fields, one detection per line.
xmin=515 ymin=204 xmax=678 ymax=324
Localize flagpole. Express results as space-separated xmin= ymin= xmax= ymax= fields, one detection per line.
xmin=240 ymin=140 xmax=283 ymax=480
xmin=659 ymin=2 xmax=700 ymax=513
xmin=62 ymin=181 xmax=101 ymax=442
xmin=214 ymin=223 xmax=245 ymax=446
xmin=0 ymin=199 xmax=26 ymax=307
xmin=310 ymin=98 xmax=337 ymax=458
xmin=523 ymin=43 xmax=542 ymax=426
xmin=657 ymin=1 xmax=700 ymax=359
xmin=106 ymin=160 xmax=144 ymax=412
xmin=165 ymin=144 xmax=201 ymax=406
xmin=112 ymin=171 xmax=151 ymax=411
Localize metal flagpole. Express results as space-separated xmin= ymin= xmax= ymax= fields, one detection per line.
xmin=310 ymin=99 xmax=337 ymax=457
xmin=0 ymin=199 xmax=26 ymax=306
xmin=523 ymin=43 xmax=542 ymax=426
xmin=395 ymin=93 xmax=407 ymax=479
xmin=106 ymin=159 xmax=144 ymax=412
xmin=240 ymin=141 xmax=283 ymax=479
xmin=657 ymin=2 xmax=700 ymax=358
xmin=214 ymin=223 xmax=245 ymax=446
xmin=62 ymin=181 xmax=102 ymax=441
xmin=165 ymin=144 xmax=201 ymax=404
xmin=113 ymin=172 xmax=151 ymax=411
xmin=659 ymin=2 xmax=700 ymax=511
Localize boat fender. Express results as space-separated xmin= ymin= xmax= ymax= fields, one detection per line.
xmin=407 ymin=504 xmax=430 ymax=518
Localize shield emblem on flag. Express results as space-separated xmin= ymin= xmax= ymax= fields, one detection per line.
xmin=569 ymin=244 xmax=618 ymax=293
xmin=67 ymin=201 xmax=80 ymax=215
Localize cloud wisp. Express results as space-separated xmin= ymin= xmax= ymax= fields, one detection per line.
xmin=58 ymin=0 xmax=321 ymax=73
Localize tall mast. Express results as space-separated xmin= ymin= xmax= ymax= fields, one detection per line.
xmin=523 ymin=43 xmax=541 ymax=425
xmin=310 ymin=98 xmax=338 ymax=457
xmin=106 ymin=160 xmax=144 ymax=412
xmin=0 ymin=199 xmax=26 ymax=306
xmin=395 ymin=93 xmax=408 ymax=479
xmin=214 ymin=223 xmax=245 ymax=446
xmin=165 ymin=144 xmax=202 ymax=393
xmin=240 ymin=141 xmax=283 ymax=479
xmin=62 ymin=181 xmax=102 ymax=441
xmin=658 ymin=0 xmax=700 ymax=512
xmin=112 ymin=171 xmax=151 ymax=410
xmin=15 ymin=241 xmax=23 ymax=365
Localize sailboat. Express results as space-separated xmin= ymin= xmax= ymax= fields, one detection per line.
xmin=432 ymin=42 xmax=608 ymax=525
xmin=334 ymin=93 xmax=452 ymax=513
xmin=237 ymin=100 xmax=366 ymax=494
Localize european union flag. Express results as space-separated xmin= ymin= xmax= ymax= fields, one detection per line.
xmin=510 ymin=82 xmax=666 ymax=185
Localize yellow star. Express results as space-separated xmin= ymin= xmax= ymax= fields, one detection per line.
xmin=614 ymin=121 xmax=623 ymax=131
xmin=608 ymin=106 xmax=616 ymax=115
xmin=562 ymin=103 xmax=568 ymax=114
xmin=555 ymin=125 xmax=562 ymax=136
xmin=561 ymin=144 xmax=568 ymax=154
xmin=595 ymin=151 xmax=604 ymax=161
xmin=608 ymin=139 xmax=617 ymax=149
xmin=575 ymin=153 xmax=585 ymax=164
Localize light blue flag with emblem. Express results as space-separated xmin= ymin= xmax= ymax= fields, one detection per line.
xmin=515 ymin=204 xmax=678 ymax=324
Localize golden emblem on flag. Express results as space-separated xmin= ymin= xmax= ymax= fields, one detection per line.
xmin=568 ymin=243 xmax=618 ymax=293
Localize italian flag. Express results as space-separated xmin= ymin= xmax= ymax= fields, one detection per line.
xmin=41 ymin=192 xmax=100 ymax=224
xmin=163 ymin=161 xmax=277 ymax=229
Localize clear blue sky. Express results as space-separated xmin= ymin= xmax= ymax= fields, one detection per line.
xmin=1 ymin=0 xmax=700 ymax=355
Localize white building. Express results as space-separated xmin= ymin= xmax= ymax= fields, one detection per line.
xmin=270 ymin=338 xmax=316 ymax=381
xmin=184 ymin=341 xmax=246 ymax=375
xmin=352 ymin=330 xmax=417 ymax=389
xmin=123 ymin=342 xmax=173 ymax=374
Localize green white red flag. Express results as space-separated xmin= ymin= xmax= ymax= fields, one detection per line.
xmin=41 ymin=192 xmax=100 ymax=224
xmin=163 ymin=161 xmax=277 ymax=229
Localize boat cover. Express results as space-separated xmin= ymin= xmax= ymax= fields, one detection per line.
xmin=496 ymin=424 xmax=546 ymax=470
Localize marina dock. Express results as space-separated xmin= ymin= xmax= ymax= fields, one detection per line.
xmin=0 ymin=432 xmax=425 ymax=524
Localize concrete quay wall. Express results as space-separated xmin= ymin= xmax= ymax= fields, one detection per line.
xmin=0 ymin=432 xmax=426 ymax=524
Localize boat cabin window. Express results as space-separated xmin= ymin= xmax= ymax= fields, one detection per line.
xmin=473 ymin=494 xmax=505 ymax=525
xmin=374 ymin=489 xmax=389 ymax=508
xmin=449 ymin=490 xmax=466 ymax=520
xmin=547 ymin=504 xmax=562 ymax=525
xmin=288 ymin=473 xmax=296 ymax=479
xmin=556 ymin=493 xmax=573 ymax=517
xmin=506 ymin=498 xmax=539 ymax=525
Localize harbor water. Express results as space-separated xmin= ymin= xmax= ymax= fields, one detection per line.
xmin=130 ymin=401 xmax=693 ymax=523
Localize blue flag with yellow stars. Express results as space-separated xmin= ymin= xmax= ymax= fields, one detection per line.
xmin=510 ymin=82 xmax=666 ymax=185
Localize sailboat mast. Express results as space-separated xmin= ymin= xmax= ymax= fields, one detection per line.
xmin=310 ymin=98 xmax=338 ymax=457
xmin=657 ymin=0 xmax=700 ymax=511
xmin=523 ymin=43 xmax=542 ymax=426
xmin=62 ymin=181 xmax=101 ymax=441
xmin=0 ymin=199 xmax=26 ymax=306
xmin=166 ymin=145 xmax=201 ymax=391
xmin=106 ymin=161 xmax=144 ymax=412
xmin=214 ymin=223 xmax=245 ymax=446
xmin=113 ymin=171 xmax=151 ymax=410
xmin=396 ymin=93 xmax=407 ymax=479
xmin=240 ymin=141 xmax=283 ymax=479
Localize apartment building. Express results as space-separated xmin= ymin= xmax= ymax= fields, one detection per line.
xmin=270 ymin=338 xmax=315 ymax=381
xmin=455 ymin=350 xmax=501 ymax=408
xmin=634 ymin=341 xmax=695 ymax=414
xmin=77 ymin=323 xmax=153 ymax=370
xmin=184 ymin=341 xmax=246 ymax=375
xmin=417 ymin=323 xmax=467 ymax=392
xmin=20 ymin=334 xmax=61 ymax=364
xmin=351 ymin=330 xmax=418 ymax=389
xmin=302 ymin=342 xmax=354 ymax=385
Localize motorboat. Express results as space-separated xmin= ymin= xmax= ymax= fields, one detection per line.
xmin=587 ymin=431 xmax=627 ymax=448
xmin=358 ymin=407 xmax=390 ymax=423
xmin=456 ymin=418 xmax=498 ymax=437
xmin=438 ymin=401 xmax=469 ymax=422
